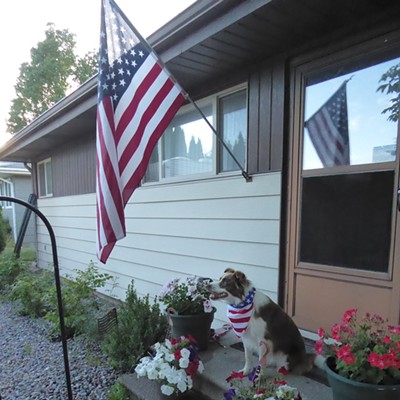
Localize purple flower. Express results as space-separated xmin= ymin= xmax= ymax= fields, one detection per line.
xmin=223 ymin=389 xmax=236 ymax=400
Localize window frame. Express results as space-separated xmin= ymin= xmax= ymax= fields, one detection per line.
xmin=143 ymin=84 xmax=248 ymax=185
xmin=37 ymin=158 xmax=53 ymax=198
xmin=0 ymin=179 xmax=13 ymax=208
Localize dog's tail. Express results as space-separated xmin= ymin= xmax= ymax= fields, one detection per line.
xmin=294 ymin=353 xmax=326 ymax=375
xmin=313 ymin=354 xmax=326 ymax=370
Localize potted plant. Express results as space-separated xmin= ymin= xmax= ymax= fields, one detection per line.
xmin=223 ymin=366 xmax=302 ymax=399
xmin=135 ymin=336 xmax=204 ymax=397
xmin=315 ymin=309 xmax=400 ymax=400
xmin=159 ymin=276 xmax=215 ymax=350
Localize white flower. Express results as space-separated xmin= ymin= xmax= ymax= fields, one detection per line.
xmin=197 ymin=360 xmax=204 ymax=374
xmin=203 ymin=299 xmax=213 ymax=313
xmin=161 ymin=384 xmax=175 ymax=396
xmin=177 ymin=379 xmax=187 ymax=393
xmin=275 ymin=384 xmax=297 ymax=398
xmin=179 ymin=357 xmax=189 ymax=369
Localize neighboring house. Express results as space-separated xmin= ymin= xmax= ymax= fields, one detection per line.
xmin=0 ymin=0 xmax=399 ymax=334
xmin=0 ymin=162 xmax=36 ymax=248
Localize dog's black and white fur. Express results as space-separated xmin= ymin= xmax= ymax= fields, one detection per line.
xmin=209 ymin=268 xmax=323 ymax=375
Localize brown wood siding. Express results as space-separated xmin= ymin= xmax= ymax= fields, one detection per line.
xmin=52 ymin=135 xmax=96 ymax=197
xmin=248 ymin=57 xmax=285 ymax=175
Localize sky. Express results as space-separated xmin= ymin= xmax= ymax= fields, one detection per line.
xmin=0 ymin=0 xmax=196 ymax=146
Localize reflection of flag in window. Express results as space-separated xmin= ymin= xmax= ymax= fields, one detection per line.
xmin=305 ymin=82 xmax=350 ymax=167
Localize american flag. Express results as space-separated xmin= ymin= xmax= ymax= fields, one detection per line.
xmin=96 ymin=0 xmax=185 ymax=263
xmin=305 ymin=81 xmax=350 ymax=167
xmin=226 ymin=287 xmax=256 ymax=338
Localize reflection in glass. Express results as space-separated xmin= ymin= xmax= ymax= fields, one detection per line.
xmin=219 ymin=90 xmax=247 ymax=172
xmin=303 ymin=57 xmax=400 ymax=170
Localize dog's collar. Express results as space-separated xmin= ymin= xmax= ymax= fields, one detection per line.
xmin=229 ymin=287 xmax=256 ymax=309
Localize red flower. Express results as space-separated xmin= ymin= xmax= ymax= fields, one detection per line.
xmin=174 ymin=349 xmax=182 ymax=360
xmin=331 ymin=323 xmax=342 ymax=341
xmin=336 ymin=344 xmax=355 ymax=365
xmin=317 ymin=328 xmax=325 ymax=338
xmin=383 ymin=335 xmax=392 ymax=344
xmin=186 ymin=359 xmax=199 ymax=376
xmin=395 ymin=341 xmax=400 ymax=353
xmin=278 ymin=366 xmax=289 ymax=376
xmin=226 ymin=371 xmax=245 ymax=382
xmin=389 ymin=325 xmax=400 ymax=335
xmin=314 ymin=340 xmax=324 ymax=355
xmin=368 ymin=352 xmax=385 ymax=369
xmin=342 ymin=309 xmax=358 ymax=324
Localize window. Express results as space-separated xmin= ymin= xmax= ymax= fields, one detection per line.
xmin=303 ymin=57 xmax=399 ymax=170
xmin=37 ymin=158 xmax=53 ymax=197
xmin=145 ymin=87 xmax=247 ymax=182
xmin=298 ymin=51 xmax=400 ymax=273
xmin=0 ymin=180 xmax=12 ymax=208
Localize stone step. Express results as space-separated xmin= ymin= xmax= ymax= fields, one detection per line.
xmin=120 ymin=331 xmax=333 ymax=400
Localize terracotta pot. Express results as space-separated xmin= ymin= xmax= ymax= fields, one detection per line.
xmin=325 ymin=357 xmax=400 ymax=400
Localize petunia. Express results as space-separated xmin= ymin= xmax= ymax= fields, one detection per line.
xmin=161 ymin=384 xmax=175 ymax=396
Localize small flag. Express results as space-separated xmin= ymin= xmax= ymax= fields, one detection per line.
xmin=96 ymin=0 xmax=185 ymax=263
xmin=305 ymin=81 xmax=350 ymax=167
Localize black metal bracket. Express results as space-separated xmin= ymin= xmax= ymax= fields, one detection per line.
xmin=0 ymin=196 xmax=73 ymax=400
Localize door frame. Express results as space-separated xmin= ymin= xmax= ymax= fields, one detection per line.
xmin=285 ymin=29 xmax=400 ymax=331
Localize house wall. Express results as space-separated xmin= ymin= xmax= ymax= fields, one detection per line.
xmin=36 ymin=172 xmax=281 ymax=324
xmin=1 ymin=175 xmax=36 ymax=247
xmin=12 ymin=175 xmax=36 ymax=247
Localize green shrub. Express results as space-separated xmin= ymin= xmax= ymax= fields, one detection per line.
xmin=10 ymin=269 xmax=53 ymax=316
xmin=45 ymin=261 xmax=113 ymax=336
xmin=0 ymin=252 xmax=25 ymax=292
xmin=107 ymin=382 xmax=131 ymax=400
xmin=102 ymin=281 xmax=169 ymax=372
xmin=0 ymin=207 xmax=11 ymax=254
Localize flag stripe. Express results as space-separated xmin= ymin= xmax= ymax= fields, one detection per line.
xmin=122 ymin=92 xmax=185 ymax=203
xmin=118 ymin=74 xmax=174 ymax=174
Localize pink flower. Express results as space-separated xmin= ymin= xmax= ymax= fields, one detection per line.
xmin=336 ymin=344 xmax=355 ymax=365
xmin=389 ymin=325 xmax=400 ymax=335
xmin=342 ymin=309 xmax=358 ymax=324
xmin=317 ymin=328 xmax=325 ymax=338
xmin=383 ymin=335 xmax=392 ymax=344
xmin=314 ymin=340 xmax=324 ymax=355
xmin=331 ymin=323 xmax=342 ymax=341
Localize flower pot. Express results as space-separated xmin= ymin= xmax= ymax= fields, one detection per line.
xmin=168 ymin=307 xmax=216 ymax=350
xmin=325 ymin=358 xmax=400 ymax=400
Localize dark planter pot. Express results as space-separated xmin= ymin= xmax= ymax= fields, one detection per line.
xmin=169 ymin=307 xmax=216 ymax=350
xmin=325 ymin=358 xmax=400 ymax=400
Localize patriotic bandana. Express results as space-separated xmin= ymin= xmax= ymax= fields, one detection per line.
xmin=227 ymin=287 xmax=256 ymax=338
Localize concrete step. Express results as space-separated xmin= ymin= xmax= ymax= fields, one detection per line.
xmin=120 ymin=331 xmax=333 ymax=400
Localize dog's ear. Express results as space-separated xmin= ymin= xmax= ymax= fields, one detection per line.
xmin=234 ymin=270 xmax=247 ymax=285
xmin=224 ymin=267 xmax=235 ymax=274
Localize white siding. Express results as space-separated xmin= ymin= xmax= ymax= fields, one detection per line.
xmin=37 ymin=173 xmax=281 ymax=324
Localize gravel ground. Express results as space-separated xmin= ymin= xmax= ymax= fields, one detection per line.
xmin=0 ymin=301 xmax=119 ymax=400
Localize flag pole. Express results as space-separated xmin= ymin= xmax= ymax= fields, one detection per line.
xmin=109 ymin=0 xmax=252 ymax=183
xmin=186 ymin=95 xmax=252 ymax=182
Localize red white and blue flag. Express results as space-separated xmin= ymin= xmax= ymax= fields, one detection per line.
xmin=305 ymin=81 xmax=350 ymax=167
xmin=227 ymin=288 xmax=256 ymax=337
xmin=96 ymin=0 xmax=185 ymax=263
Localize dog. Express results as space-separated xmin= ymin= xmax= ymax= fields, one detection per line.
xmin=209 ymin=268 xmax=324 ymax=375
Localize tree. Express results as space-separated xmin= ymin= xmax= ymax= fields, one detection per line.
xmin=7 ymin=23 xmax=98 ymax=134
xmin=377 ymin=62 xmax=400 ymax=122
